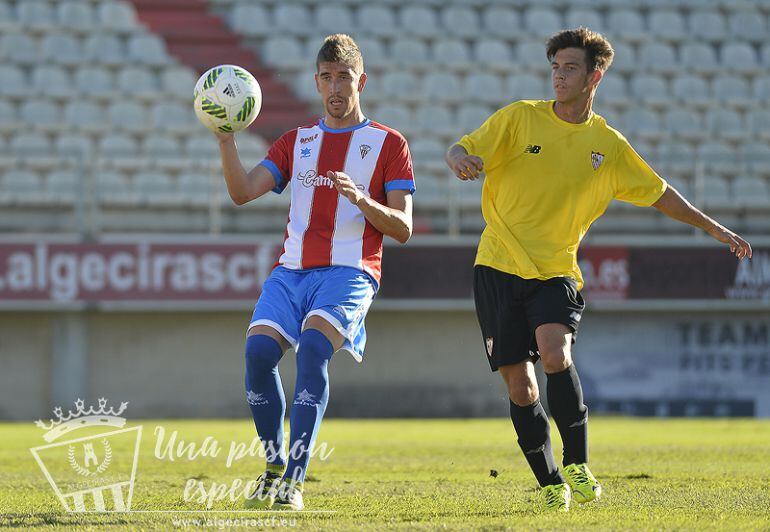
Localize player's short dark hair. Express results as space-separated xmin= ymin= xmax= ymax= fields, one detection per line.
xmin=316 ymin=34 xmax=364 ymax=74
xmin=546 ymin=27 xmax=614 ymax=72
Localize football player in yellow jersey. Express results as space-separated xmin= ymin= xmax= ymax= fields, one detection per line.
xmin=446 ymin=28 xmax=752 ymax=512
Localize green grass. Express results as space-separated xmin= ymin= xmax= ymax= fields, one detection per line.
xmin=2 ymin=418 xmax=769 ymax=530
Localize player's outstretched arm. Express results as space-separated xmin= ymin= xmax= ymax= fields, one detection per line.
xmin=445 ymin=144 xmax=484 ymax=181
xmin=328 ymin=171 xmax=413 ymax=244
xmin=215 ymin=132 xmax=276 ymax=206
xmin=652 ymin=185 xmax=752 ymax=259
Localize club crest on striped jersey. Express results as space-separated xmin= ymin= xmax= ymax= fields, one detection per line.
xmin=485 ymin=337 xmax=493 ymax=357
xmin=359 ymin=144 xmax=371 ymax=159
xmin=591 ymin=151 xmax=604 ymax=170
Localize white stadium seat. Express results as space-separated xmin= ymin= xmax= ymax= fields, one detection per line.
xmin=4 ymin=170 xmax=46 ymax=204
xmin=372 ymin=105 xmax=412 ymax=134
xmin=741 ymin=142 xmax=770 ymax=175
xmin=75 ymin=66 xmax=115 ymax=99
xmin=753 ymin=75 xmax=770 ymax=101
xmin=108 ymin=101 xmax=148 ymax=134
xmin=390 ymin=39 xmax=429 ymax=67
xmin=515 ymin=40 xmax=549 ymax=71
xmin=41 ymin=34 xmax=82 ymax=67
xmin=507 ymin=74 xmax=546 ymax=100
xmin=57 ymin=2 xmax=95 ymax=33
xmin=705 ymin=109 xmax=746 ymax=142
xmin=0 ymin=2 xmax=14 ymax=32
xmin=12 ymin=133 xmax=57 ymax=171
xmin=154 ymin=102 xmax=197 ymax=134
xmin=747 ymin=110 xmax=770 ymax=141
xmin=658 ymin=141 xmax=696 ymax=175
xmin=161 ymin=66 xmax=198 ymax=98
xmin=565 ymin=9 xmax=604 ymax=32
xmin=630 ymin=75 xmax=669 ymax=107
xmin=358 ymin=5 xmax=396 ymax=37
xmin=135 ymin=171 xmax=177 ymax=205
xmin=20 ymin=100 xmax=62 ymax=133
xmin=97 ymin=171 xmax=138 ymax=205
xmin=16 ymin=1 xmax=55 ymax=31
xmin=440 ymin=6 xmax=480 ymax=38
xmin=474 ymin=39 xmax=512 ymax=70
xmin=316 ymin=5 xmax=354 ymax=34
xmin=46 ymin=170 xmax=80 ymax=204
xmin=262 ymin=37 xmax=305 ymax=69
xmin=415 ymin=105 xmax=454 ymax=134
xmin=701 ymin=174 xmax=731 ymax=207
xmin=273 ymin=4 xmax=311 ymax=34
xmin=0 ymin=65 xmax=27 ymax=98
xmin=665 ymin=109 xmax=705 ymax=141
xmin=481 ymin=6 xmax=520 ymax=39
xmin=56 ymin=134 xmax=93 ymax=160
xmin=622 ymin=108 xmax=661 ymax=140
xmin=97 ymin=1 xmax=139 ymax=34
xmin=733 ymin=176 xmax=769 ymax=207
xmin=118 ymin=67 xmax=158 ymax=100
xmin=648 ymin=10 xmax=686 ymax=42
xmin=32 ymin=66 xmax=75 ymax=99
xmin=606 ymin=9 xmax=646 ymax=42
xmin=0 ymin=32 xmax=37 ymax=66
xmin=609 ymin=41 xmax=636 ymax=74
xmin=457 ymin=105 xmax=493 ymax=133
xmin=638 ymin=42 xmax=678 ymax=74
xmin=720 ymin=42 xmax=759 ymax=74
xmin=356 ymin=37 xmax=388 ymax=69
xmin=65 ymin=101 xmax=106 ymax=133
xmin=229 ymin=4 xmax=270 ymax=37
xmin=98 ymin=134 xmax=139 ymax=157
xmin=689 ymin=10 xmax=727 ymax=43
xmin=762 ymin=43 xmax=770 ymax=68
xmin=423 ymin=72 xmax=462 ymax=103
xmin=681 ymin=43 xmax=719 ymax=74
xmin=523 ymin=7 xmax=562 ymax=38
xmin=432 ymin=39 xmax=472 ymax=69
xmin=464 ymin=73 xmax=504 ymax=104
xmin=84 ymin=34 xmax=126 ymax=66
xmin=127 ymin=35 xmax=170 ymax=66
xmin=712 ymin=75 xmax=751 ymax=107
xmin=727 ymin=10 xmax=767 ymax=42
xmin=185 ymin=135 xmax=219 ymax=159
xmin=399 ymin=5 xmax=440 ymax=38
xmin=697 ymin=141 xmax=738 ymax=175
xmin=671 ymin=74 xmax=712 ymax=107
xmin=595 ymin=75 xmax=627 ymax=106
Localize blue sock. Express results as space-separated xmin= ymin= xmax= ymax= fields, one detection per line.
xmin=245 ymin=334 xmax=286 ymax=468
xmin=285 ymin=329 xmax=334 ymax=483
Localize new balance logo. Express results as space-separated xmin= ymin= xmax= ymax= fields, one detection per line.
xmin=222 ymin=84 xmax=236 ymax=98
xmin=524 ymin=144 xmax=542 ymax=154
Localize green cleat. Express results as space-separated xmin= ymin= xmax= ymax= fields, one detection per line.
xmin=244 ymin=466 xmax=284 ymax=509
xmin=274 ymin=480 xmax=304 ymax=511
xmin=541 ymin=482 xmax=571 ymax=512
xmin=563 ymin=463 xmax=602 ymax=504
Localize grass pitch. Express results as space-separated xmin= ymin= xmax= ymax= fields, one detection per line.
xmin=2 ymin=418 xmax=769 ymax=530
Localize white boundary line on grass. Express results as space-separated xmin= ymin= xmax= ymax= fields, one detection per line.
xmin=70 ymin=510 xmax=337 ymax=514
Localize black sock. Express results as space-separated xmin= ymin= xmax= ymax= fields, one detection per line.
xmin=509 ymin=400 xmax=564 ymax=487
xmin=546 ymin=364 xmax=588 ymax=466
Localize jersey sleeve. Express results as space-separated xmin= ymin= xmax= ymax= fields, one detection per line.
xmin=456 ymin=104 xmax=516 ymax=170
xmin=610 ymin=139 xmax=668 ymax=207
xmin=258 ymin=131 xmax=294 ymax=194
xmin=383 ymin=134 xmax=416 ymax=195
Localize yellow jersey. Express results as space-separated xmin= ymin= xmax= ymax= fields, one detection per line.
xmin=457 ymin=100 xmax=666 ymax=290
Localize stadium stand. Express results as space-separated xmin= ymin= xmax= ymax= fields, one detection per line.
xmin=1 ymin=0 xmax=769 ymax=237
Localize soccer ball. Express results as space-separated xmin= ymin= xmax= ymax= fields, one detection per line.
xmin=193 ymin=65 xmax=262 ymax=134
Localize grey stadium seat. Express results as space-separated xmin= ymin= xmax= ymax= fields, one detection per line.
xmin=622 ymin=108 xmax=661 ymax=140
xmin=701 ymin=175 xmax=731 ymax=207
xmin=356 ymin=37 xmax=388 ymax=69
xmin=638 ymin=42 xmax=678 ymax=74
xmin=565 ymin=9 xmax=604 ymax=33
xmin=229 ymin=4 xmax=270 ymax=37
xmin=432 ymin=39 xmax=472 ymax=69
xmin=415 ymin=105 xmax=454 ymax=135
xmin=712 ymin=75 xmax=751 ymax=107
xmin=689 ymin=10 xmax=727 ymax=43
xmin=0 ymin=65 xmax=27 ymax=98
xmin=705 ymin=109 xmax=746 ymax=142
xmin=0 ymin=32 xmax=37 ymax=66
xmin=523 ymin=7 xmax=562 ymax=38
xmin=697 ymin=141 xmax=738 ymax=175
xmin=732 ymin=176 xmax=769 ymax=207
xmin=32 ymin=65 xmax=76 ymax=99
xmin=720 ymin=42 xmax=759 ymax=74
xmin=727 ymin=10 xmax=767 ymax=43
xmin=108 ymin=101 xmax=149 ymax=134
xmin=16 ymin=1 xmax=56 ymax=31
xmin=65 ymin=101 xmax=107 ymax=133
xmin=440 ymin=6 xmax=480 ymax=38
xmin=457 ymin=105 xmax=493 ymax=133
xmin=630 ymin=75 xmax=669 ymax=107
xmin=316 ymin=5 xmax=355 ymax=35
xmin=747 ymin=110 xmax=770 ymax=141
xmin=372 ymin=105 xmax=412 ymax=134
xmin=41 ymin=34 xmax=82 ymax=67
xmin=161 ymin=66 xmax=198 ymax=98
xmin=481 ymin=6 xmax=520 ymax=39
xmin=4 ymin=170 xmax=46 ymax=204
xmin=464 ymin=73 xmax=504 ymax=105
xmin=648 ymin=10 xmax=686 ymax=42
xmin=390 ymin=39 xmax=430 ymax=67
xmin=12 ymin=134 xmax=57 ymax=171
xmin=20 ymin=100 xmax=62 ymax=133
xmin=423 ymin=72 xmax=462 ymax=104
xmin=46 ymin=170 xmax=80 ymax=205
xmin=118 ymin=67 xmax=158 ymax=100
xmin=84 ymin=34 xmax=126 ymax=66
xmin=753 ymin=76 xmax=770 ymax=101
xmin=57 ymin=2 xmax=95 ymax=33
xmin=606 ymin=9 xmax=646 ymax=42
xmin=507 ymin=73 xmax=546 ymax=100
xmin=609 ymin=41 xmax=636 ymax=74
xmin=97 ymin=1 xmax=140 ymax=34
xmin=671 ymin=74 xmax=712 ymax=107
xmin=273 ymin=4 xmax=311 ymax=35
xmin=151 ymin=103 xmax=197 ymax=135
xmin=595 ymin=75 xmax=628 ymax=107
xmin=262 ymin=37 xmax=305 ymax=69
xmin=400 ymin=5 xmax=440 ymax=38
xmin=75 ymin=66 xmax=115 ymax=99
xmin=358 ymin=5 xmax=396 ymax=37
xmin=516 ymin=40 xmax=550 ymax=71
xmin=127 ymin=35 xmax=170 ymax=66
xmin=474 ymin=39 xmax=512 ymax=71
xmin=681 ymin=43 xmax=719 ymax=74
xmin=666 ymin=109 xmax=705 ymax=141
xmin=56 ymin=134 xmax=93 ymax=161
xmin=741 ymin=142 xmax=770 ymax=175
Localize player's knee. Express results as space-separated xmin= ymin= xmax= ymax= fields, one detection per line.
xmin=538 ymin=339 xmax=572 ymax=373
xmin=507 ymin=378 xmax=539 ymax=406
xmin=296 ymin=329 xmax=333 ymax=377
xmin=245 ymin=334 xmax=283 ymax=374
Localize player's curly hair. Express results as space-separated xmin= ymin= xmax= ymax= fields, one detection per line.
xmin=316 ymin=34 xmax=364 ymax=74
xmin=546 ymin=27 xmax=614 ymax=72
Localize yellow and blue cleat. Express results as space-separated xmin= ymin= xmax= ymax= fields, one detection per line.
xmin=563 ymin=463 xmax=602 ymax=504
xmin=541 ymin=482 xmax=571 ymax=512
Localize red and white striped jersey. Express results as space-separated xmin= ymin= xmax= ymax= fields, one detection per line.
xmin=258 ymin=118 xmax=415 ymax=285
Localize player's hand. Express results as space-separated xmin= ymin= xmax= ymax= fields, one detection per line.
xmin=448 ymin=154 xmax=485 ymax=181
xmin=328 ymin=171 xmax=364 ymax=205
xmin=708 ymin=225 xmax=752 ymax=260
xmin=214 ymin=131 xmax=235 ymax=144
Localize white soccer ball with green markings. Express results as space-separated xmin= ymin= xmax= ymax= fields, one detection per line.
xmin=193 ymin=65 xmax=262 ymax=134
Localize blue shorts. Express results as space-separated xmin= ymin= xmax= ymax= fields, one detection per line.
xmin=248 ymin=266 xmax=377 ymax=362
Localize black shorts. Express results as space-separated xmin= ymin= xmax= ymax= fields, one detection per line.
xmin=473 ymin=265 xmax=585 ymax=372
